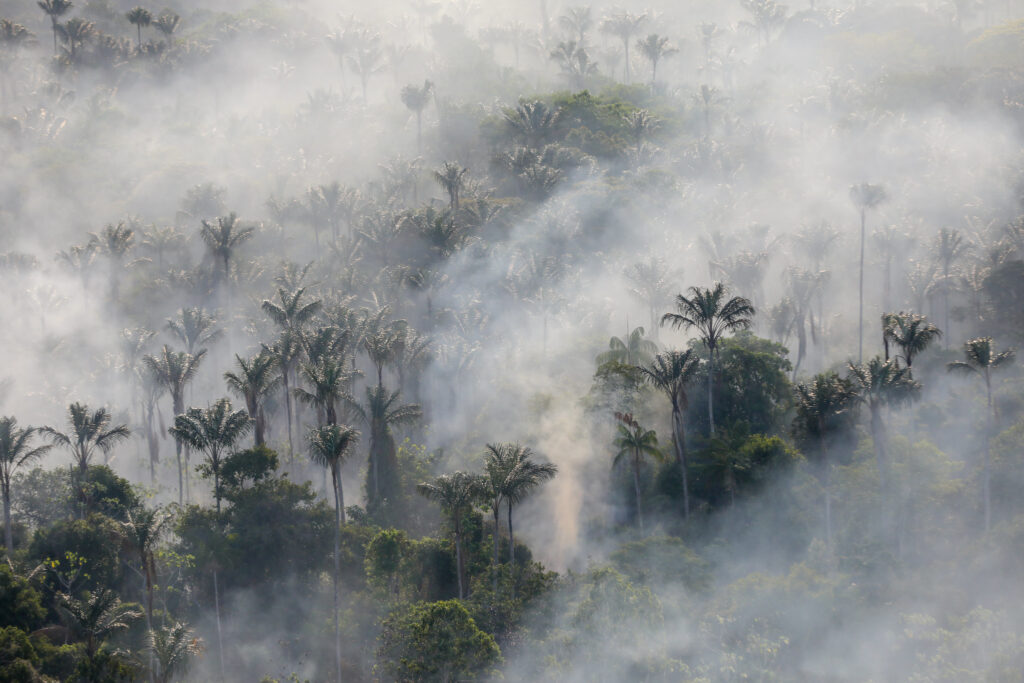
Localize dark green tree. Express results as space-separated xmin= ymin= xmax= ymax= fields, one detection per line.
xmin=0 ymin=417 xmax=51 ymax=553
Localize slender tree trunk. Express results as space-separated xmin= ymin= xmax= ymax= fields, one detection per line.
xmin=492 ymin=505 xmax=500 ymax=592
xmin=331 ymin=466 xmax=342 ymax=683
xmin=707 ymin=348 xmax=716 ymax=435
xmin=175 ymin=442 xmax=183 ymax=506
xmin=454 ymin=517 xmax=464 ymax=600
xmin=283 ymin=374 xmax=293 ymax=458
xmin=858 ymin=208 xmax=866 ymax=363
xmin=984 ymin=370 xmax=993 ymax=533
xmin=3 ymin=485 xmax=12 ymax=554
xmin=672 ymin=402 xmax=689 ymax=518
xmin=507 ymin=499 xmax=515 ymax=566
xmin=632 ymin=453 xmax=644 ymax=533
xmin=416 ymin=111 xmax=423 ymax=154
xmin=214 ymin=570 xmax=225 ymax=682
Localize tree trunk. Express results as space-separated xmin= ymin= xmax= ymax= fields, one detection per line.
xmin=632 ymin=452 xmax=644 ymax=533
xmin=707 ymin=348 xmax=716 ymax=435
xmin=507 ymin=499 xmax=515 ymax=566
xmin=492 ymin=505 xmax=500 ymax=592
xmin=416 ymin=111 xmax=422 ymax=153
xmin=175 ymin=442 xmax=183 ymax=506
xmin=283 ymin=373 xmax=294 ymax=458
xmin=214 ymin=570 xmax=225 ymax=681
xmin=672 ymin=401 xmax=689 ymax=518
xmin=3 ymin=485 xmax=12 ymax=554
xmin=332 ymin=466 xmax=342 ymax=683
xmin=984 ymin=370 xmax=993 ymax=533
xmin=858 ymin=208 xmax=866 ymax=363
xmin=454 ymin=517 xmax=464 ymax=600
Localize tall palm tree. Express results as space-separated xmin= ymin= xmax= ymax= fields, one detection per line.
xmin=0 ymin=417 xmax=51 ymax=553
xmin=595 ymin=325 xmax=658 ymax=367
xmin=262 ymin=287 xmax=322 ymax=334
xmin=351 ymin=387 xmax=421 ymax=515
xmin=883 ymin=312 xmax=942 ymax=370
xmin=637 ymin=33 xmax=677 ymax=84
xmin=933 ymin=228 xmax=965 ymax=347
xmin=417 ymin=471 xmax=483 ymax=599
xmin=152 ymin=10 xmax=179 ymax=44
xmin=948 ymin=337 xmax=1016 ymax=532
xmin=793 ymin=372 xmax=856 ymax=549
xmin=149 ymin=621 xmax=201 ymax=683
xmin=558 ymin=6 xmax=592 ymax=43
xmin=200 ymin=213 xmax=254 ymax=285
xmin=307 ymin=424 xmax=359 ymax=683
xmin=481 ymin=444 xmax=514 ymax=577
xmin=846 ymin=358 xmax=920 ymax=496
xmin=600 ymin=10 xmax=647 ymax=83
xmin=57 ymin=588 xmax=141 ymax=661
xmin=88 ymin=222 xmax=136 ymax=302
xmin=42 ymin=403 xmax=130 ymax=475
xmin=58 ymin=17 xmax=95 ymax=61
xmin=432 ymin=162 xmax=469 ymax=212
xmin=400 ymin=80 xmax=433 ymax=153
xmin=639 ymin=350 xmax=701 ymax=518
xmin=661 ymin=282 xmax=755 ymax=434
xmin=500 ymin=443 xmax=557 ymax=565
xmin=122 ymin=506 xmax=169 ymax=681
xmin=503 ymin=100 xmax=561 ymax=149
xmin=612 ymin=413 xmax=660 ymax=533
xmin=624 ymin=257 xmax=678 ymax=337
xmin=143 ymin=346 xmax=206 ymax=504
xmin=849 ymin=183 xmax=888 ymax=362
xmin=363 ymin=318 xmax=406 ymax=388
xmin=126 ymin=6 xmax=151 ymax=48
xmin=168 ymin=399 xmax=251 ymax=514
xmin=263 ymin=331 xmax=304 ymax=458
xmin=224 ymin=351 xmax=279 ymax=446
xmin=167 ymin=307 xmax=222 ymax=355
xmin=37 ymin=0 xmax=73 ymax=53
xmin=294 ymin=357 xmax=352 ymax=427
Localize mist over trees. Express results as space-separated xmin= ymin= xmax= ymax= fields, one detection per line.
xmin=3 ymin=0 xmax=1024 ymax=680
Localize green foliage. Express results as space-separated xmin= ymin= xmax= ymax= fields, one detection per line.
xmin=71 ymin=465 xmax=141 ymax=522
xmin=30 ymin=515 xmax=125 ymax=597
xmin=0 ymin=564 xmax=46 ymax=630
xmin=12 ymin=467 xmax=70 ymax=530
xmin=687 ymin=332 xmax=793 ymax=436
xmin=0 ymin=626 xmax=42 ymax=682
xmin=219 ymin=444 xmax=278 ymax=491
xmin=376 ymin=600 xmax=502 ymax=682
xmin=609 ymin=536 xmax=710 ymax=593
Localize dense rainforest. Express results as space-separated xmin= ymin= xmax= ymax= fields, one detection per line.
xmin=2 ymin=0 xmax=1024 ymax=680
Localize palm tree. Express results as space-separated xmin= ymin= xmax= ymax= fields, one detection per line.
xmin=500 ymin=443 xmax=557 ymax=565
xmin=37 ymin=0 xmax=73 ymax=53
xmin=152 ymin=10 xmax=179 ymax=44
xmin=850 ymin=183 xmax=888 ymax=362
xmin=600 ymin=10 xmax=647 ymax=83
xmin=224 ymin=352 xmax=279 ymax=446
xmin=661 ymin=282 xmax=755 ymax=434
xmin=846 ymin=358 xmax=920 ymax=496
xmin=639 ymin=350 xmax=701 ymax=518
xmin=294 ymin=357 xmax=352 ymax=427
xmin=637 ymin=33 xmax=677 ymax=85
xmin=948 ymin=337 xmax=1016 ymax=532
xmin=624 ymin=257 xmax=678 ymax=337
xmin=57 ymin=588 xmax=141 ymax=661
xmin=595 ymin=325 xmax=658 ymax=367
xmin=166 ymin=307 xmax=222 ymax=355
xmin=558 ymin=6 xmax=592 ymax=43
xmin=149 ymin=622 xmax=201 ymax=683
xmin=168 ymin=399 xmax=251 ymax=514
xmin=363 ymin=318 xmax=406 ymax=388
xmin=401 ymin=80 xmax=433 ymax=153
xmin=351 ymin=386 xmax=421 ymax=516
xmin=126 ymin=6 xmax=151 ymax=48
xmin=262 ymin=287 xmax=322 ymax=334
xmin=612 ymin=413 xmax=660 ymax=533
xmin=503 ymin=100 xmax=560 ymax=149
xmin=0 ymin=417 xmax=51 ymax=553
xmin=307 ymin=424 xmax=359 ymax=683
xmin=200 ymin=213 xmax=254 ymax=285
xmin=549 ymin=40 xmax=598 ymax=90
xmin=793 ymin=372 xmax=856 ymax=549
xmin=932 ymin=228 xmax=965 ymax=347
xmin=433 ymin=162 xmax=469 ymax=212
xmin=122 ymin=506 xmax=169 ymax=680
xmin=417 ymin=471 xmax=483 ymax=599
xmin=481 ymin=444 xmax=514 ymax=577
xmin=42 ymin=403 xmax=130 ymax=475
xmin=262 ymin=331 xmax=303 ymax=458
xmin=883 ymin=312 xmax=942 ymax=370
xmin=88 ymin=222 xmax=136 ymax=301
xmin=143 ymin=346 xmax=206 ymax=504
xmin=58 ymin=17 xmax=95 ymax=61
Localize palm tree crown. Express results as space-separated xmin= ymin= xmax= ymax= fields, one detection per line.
xmin=42 ymin=403 xmax=130 ymax=473
xmin=169 ymin=399 xmax=251 ymax=513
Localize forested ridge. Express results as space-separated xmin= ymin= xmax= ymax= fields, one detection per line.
xmin=2 ymin=0 xmax=1024 ymax=680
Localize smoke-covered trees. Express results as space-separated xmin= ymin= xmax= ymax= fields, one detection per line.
xmin=0 ymin=418 xmax=51 ymax=552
